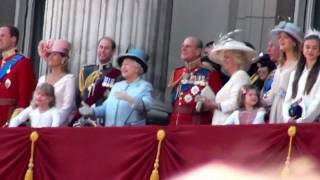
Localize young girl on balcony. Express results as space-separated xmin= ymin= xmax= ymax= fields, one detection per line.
xmin=282 ymin=29 xmax=320 ymax=123
xmin=224 ymin=84 xmax=265 ymax=125
xmin=9 ymin=83 xmax=61 ymax=127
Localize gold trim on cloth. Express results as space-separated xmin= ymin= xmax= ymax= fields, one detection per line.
xmin=24 ymin=131 xmax=39 ymax=180
xmin=150 ymin=129 xmax=166 ymax=180
xmin=281 ymin=126 xmax=296 ymax=179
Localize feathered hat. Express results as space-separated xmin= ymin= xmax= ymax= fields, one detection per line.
xmin=209 ymin=29 xmax=256 ymax=71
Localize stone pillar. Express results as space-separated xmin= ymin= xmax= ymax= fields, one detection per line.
xmin=41 ymin=0 xmax=173 ymax=98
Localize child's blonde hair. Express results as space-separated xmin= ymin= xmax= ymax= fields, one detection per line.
xmin=31 ymin=83 xmax=55 ymax=109
xmin=237 ymin=84 xmax=261 ymax=110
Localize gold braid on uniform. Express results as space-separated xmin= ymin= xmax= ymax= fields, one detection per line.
xmin=79 ymin=68 xmax=102 ymax=96
xmin=167 ymin=72 xmax=182 ymax=89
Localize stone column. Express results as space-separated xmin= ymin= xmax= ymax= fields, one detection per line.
xmin=41 ymin=0 xmax=173 ymax=98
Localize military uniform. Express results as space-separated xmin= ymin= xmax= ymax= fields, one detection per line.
xmin=169 ymin=59 xmax=222 ymax=125
xmin=74 ymin=63 xmax=121 ymax=124
xmin=0 ymin=49 xmax=36 ymax=126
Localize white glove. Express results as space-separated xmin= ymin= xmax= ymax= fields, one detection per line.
xmin=79 ymin=101 xmax=94 ymax=116
xmin=114 ymin=91 xmax=134 ymax=104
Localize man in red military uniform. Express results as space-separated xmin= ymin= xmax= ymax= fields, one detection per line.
xmin=0 ymin=25 xmax=36 ymax=127
xmin=168 ymin=36 xmax=222 ymax=125
xmin=72 ymin=37 xmax=121 ymax=126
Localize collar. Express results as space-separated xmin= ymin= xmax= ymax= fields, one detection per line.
xmin=1 ymin=48 xmax=17 ymax=60
xmin=184 ymin=58 xmax=201 ymax=71
xmin=99 ymin=62 xmax=112 ymax=70
xmin=126 ymin=77 xmax=140 ymax=85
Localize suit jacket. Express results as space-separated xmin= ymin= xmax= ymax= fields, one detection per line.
xmin=79 ymin=64 xmax=122 ymax=106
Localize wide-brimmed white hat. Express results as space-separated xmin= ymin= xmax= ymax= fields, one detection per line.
xmin=208 ymin=39 xmax=256 ymax=71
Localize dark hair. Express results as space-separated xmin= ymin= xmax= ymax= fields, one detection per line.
xmin=237 ymin=84 xmax=261 ymax=110
xmin=291 ymin=35 xmax=320 ymax=98
xmin=99 ymin=36 xmax=116 ymax=50
xmin=257 ymin=54 xmax=276 ymax=73
xmin=31 ymin=83 xmax=56 ymax=108
xmin=1 ymin=25 xmax=19 ymax=45
xmin=205 ymin=41 xmax=214 ymax=48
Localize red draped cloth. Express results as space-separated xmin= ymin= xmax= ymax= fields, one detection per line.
xmin=1 ymin=124 xmax=320 ymax=180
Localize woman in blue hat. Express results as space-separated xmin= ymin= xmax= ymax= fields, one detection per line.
xmin=263 ymin=21 xmax=303 ymax=123
xmin=79 ymin=48 xmax=154 ymax=126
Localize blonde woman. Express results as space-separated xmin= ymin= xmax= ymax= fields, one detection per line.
xmin=205 ymin=39 xmax=256 ymax=125
xmin=263 ymin=21 xmax=303 ymax=123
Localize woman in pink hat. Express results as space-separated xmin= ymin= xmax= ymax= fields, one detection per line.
xmin=37 ymin=39 xmax=76 ymax=126
xmin=263 ymin=21 xmax=303 ymax=123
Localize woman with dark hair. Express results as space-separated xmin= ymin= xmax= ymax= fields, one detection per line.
xmin=283 ymin=30 xmax=320 ymax=123
xmin=251 ymin=53 xmax=276 ymax=92
xmin=263 ymin=21 xmax=303 ymax=123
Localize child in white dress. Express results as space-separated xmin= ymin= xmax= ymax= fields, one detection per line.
xmin=283 ymin=30 xmax=320 ymax=123
xmin=224 ymin=84 xmax=265 ymax=125
xmin=9 ymin=83 xmax=61 ymax=128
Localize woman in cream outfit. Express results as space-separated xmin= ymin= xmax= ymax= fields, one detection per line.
xmin=263 ymin=21 xmax=303 ymax=123
xmin=37 ymin=39 xmax=76 ymax=125
xmin=283 ymin=30 xmax=320 ymax=123
xmin=204 ymin=39 xmax=256 ymax=125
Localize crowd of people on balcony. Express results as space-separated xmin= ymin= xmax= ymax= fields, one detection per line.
xmin=1 ymin=20 xmax=320 ymax=128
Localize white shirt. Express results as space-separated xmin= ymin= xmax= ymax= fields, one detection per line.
xmin=224 ymin=108 xmax=266 ymax=125
xmin=38 ymin=74 xmax=76 ymax=124
xmin=283 ymin=67 xmax=320 ymax=123
xmin=9 ymin=106 xmax=61 ymax=128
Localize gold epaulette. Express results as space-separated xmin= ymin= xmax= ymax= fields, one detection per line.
xmin=79 ymin=67 xmax=101 ymax=96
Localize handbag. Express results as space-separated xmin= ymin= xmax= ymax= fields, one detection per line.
xmin=142 ymin=100 xmax=170 ymax=126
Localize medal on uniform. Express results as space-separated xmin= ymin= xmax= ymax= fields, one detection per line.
xmin=184 ymin=94 xmax=193 ymax=103
xmin=194 ymin=76 xmax=200 ymax=85
xmin=199 ymin=76 xmax=206 ymax=86
xmin=6 ymin=65 xmax=11 ymax=74
xmin=191 ymin=85 xmax=200 ymax=95
xmin=181 ymin=78 xmax=188 ymax=84
xmin=102 ymin=77 xmax=111 ymax=88
xmin=5 ymin=79 xmax=11 ymax=89
xmin=181 ymin=73 xmax=189 ymax=84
